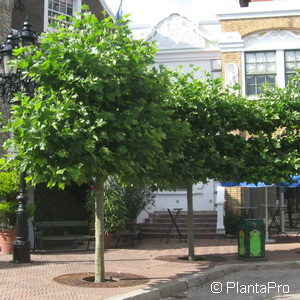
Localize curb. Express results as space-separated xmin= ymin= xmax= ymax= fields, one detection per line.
xmin=105 ymin=260 xmax=300 ymax=300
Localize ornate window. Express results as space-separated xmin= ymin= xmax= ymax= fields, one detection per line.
xmin=245 ymin=51 xmax=276 ymax=95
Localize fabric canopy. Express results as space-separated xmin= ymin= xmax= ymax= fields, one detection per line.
xmin=220 ymin=181 xmax=268 ymax=187
xmin=220 ymin=176 xmax=300 ymax=242
xmin=276 ymin=176 xmax=300 ymax=187
xmin=221 ymin=176 xmax=300 ymax=188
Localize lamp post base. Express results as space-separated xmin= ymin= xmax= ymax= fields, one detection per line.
xmin=12 ymin=240 xmax=31 ymax=263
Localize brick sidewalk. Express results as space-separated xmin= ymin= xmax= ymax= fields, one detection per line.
xmin=0 ymin=238 xmax=299 ymax=299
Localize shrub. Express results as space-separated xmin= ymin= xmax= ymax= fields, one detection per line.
xmin=85 ymin=177 xmax=155 ymax=233
xmin=224 ymin=210 xmax=243 ymax=235
xmin=0 ymin=171 xmax=35 ymax=229
xmin=0 ymin=171 xmax=19 ymax=201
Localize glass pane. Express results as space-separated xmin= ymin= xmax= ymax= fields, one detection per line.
xmin=53 ymin=1 xmax=59 ymax=11
xmin=60 ymin=3 xmax=65 ymax=13
xmin=48 ymin=0 xmax=73 ymax=24
xmin=246 ymin=53 xmax=256 ymax=63
xmin=266 ymin=75 xmax=275 ymax=84
xmin=67 ymin=6 xmax=73 ymax=15
xmin=256 ymin=53 xmax=266 ymax=63
xmin=265 ymin=52 xmax=275 ymax=63
xmin=246 ymin=84 xmax=256 ymax=95
xmin=266 ymin=62 xmax=276 ymax=73
xmin=285 ymin=51 xmax=295 ymax=62
xmin=286 ymin=62 xmax=296 ymax=72
xmin=257 ymin=85 xmax=263 ymax=94
xmin=246 ymin=63 xmax=256 ymax=74
xmin=257 ymin=75 xmax=266 ymax=85
xmin=257 ymin=63 xmax=266 ymax=73
xmin=246 ymin=75 xmax=255 ymax=85
xmin=296 ymin=51 xmax=300 ymax=61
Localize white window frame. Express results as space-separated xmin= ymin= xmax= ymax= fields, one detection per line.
xmin=244 ymin=49 xmax=300 ymax=97
xmin=284 ymin=49 xmax=300 ymax=84
xmin=244 ymin=51 xmax=277 ymax=96
xmin=44 ymin=0 xmax=82 ymax=31
xmin=241 ymin=30 xmax=300 ymax=98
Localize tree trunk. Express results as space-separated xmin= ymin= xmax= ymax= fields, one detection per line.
xmin=94 ymin=176 xmax=105 ymax=283
xmin=187 ymin=183 xmax=195 ymax=260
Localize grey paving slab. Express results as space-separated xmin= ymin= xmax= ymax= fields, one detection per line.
xmin=163 ymin=267 xmax=300 ymax=300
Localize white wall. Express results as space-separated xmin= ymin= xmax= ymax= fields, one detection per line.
xmin=151 ymin=181 xmax=217 ymax=212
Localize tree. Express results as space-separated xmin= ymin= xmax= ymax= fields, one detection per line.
xmin=4 ymin=10 xmax=184 ymax=282
xmin=252 ymin=73 xmax=300 ymax=181
xmin=165 ymin=69 xmax=300 ymax=260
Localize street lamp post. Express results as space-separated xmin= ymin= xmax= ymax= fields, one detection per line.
xmin=0 ymin=20 xmax=37 ymax=263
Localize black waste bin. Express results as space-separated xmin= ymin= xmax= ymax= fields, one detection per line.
xmin=238 ymin=219 xmax=265 ymax=259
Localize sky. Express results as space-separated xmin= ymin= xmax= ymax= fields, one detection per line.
xmin=104 ymin=0 xmax=238 ymax=26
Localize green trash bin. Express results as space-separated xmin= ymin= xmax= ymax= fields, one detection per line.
xmin=238 ymin=219 xmax=265 ymax=259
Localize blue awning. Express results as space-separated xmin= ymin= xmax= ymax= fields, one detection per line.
xmin=276 ymin=175 xmax=300 ymax=187
xmin=221 ymin=176 xmax=300 ymax=188
xmin=220 ymin=181 xmax=268 ymax=187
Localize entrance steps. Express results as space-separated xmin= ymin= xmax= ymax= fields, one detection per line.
xmin=138 ymin=210 xmax=219 ymax=239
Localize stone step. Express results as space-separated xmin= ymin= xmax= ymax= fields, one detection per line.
xmin=140 ymin=210 xmax=218 ymax=237
xmin=141 ymin=232 xmax=221 ymax=239
xmin=144 ymin=217 xmax=217 ymax=224
xmin=149 ymin=211 xmax=217 ymax=218
xmin=138 ymin=222 xmax=216 ymax=228
xmin=139 ymin=227 xmax=215 ymax=233
xmin=152 ymin=210 xmax=216 ymax=214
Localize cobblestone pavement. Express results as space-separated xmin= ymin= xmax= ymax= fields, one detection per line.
xmin=0 ymin=238 xmax=299 ymax=299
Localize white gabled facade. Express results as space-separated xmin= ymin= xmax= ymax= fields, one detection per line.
xmin=135 ymin=0 xmax=300 ymax=232
xmin=135 ymin=14 xmax=222 ymax=222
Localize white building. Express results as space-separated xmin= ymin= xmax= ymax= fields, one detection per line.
xmin=101 ymin=0 xmax=300 ymax=234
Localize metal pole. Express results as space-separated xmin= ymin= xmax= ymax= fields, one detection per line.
xmin=265 ymin=186 xmax=275 ymax=243
xmin=0 ymin=19 xmax=36 ymax=263
xmin=265 ymin=187 xmax=269 ymax=241
xmin=280 ymin=187 xmax=285 ymax=233
xmin=12 ymin=172 xmax=31 ymax=263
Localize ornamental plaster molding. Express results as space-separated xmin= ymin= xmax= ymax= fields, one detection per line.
xmin=225 ymin=63 xmax=238 ymax=88
xmin=244 ymin=30 xmax=300 ymax=50
xmin=147 ymin=14 xmax=211 ymax=50
xmin=218 ymin=32 xmax=244 ymax=52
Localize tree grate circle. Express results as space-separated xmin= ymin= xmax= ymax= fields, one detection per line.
xmin=54 ymin=272 xmax=149 ymax=288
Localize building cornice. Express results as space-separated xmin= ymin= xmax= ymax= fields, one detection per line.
xmin=217 ymin=7 xmax=300 ymax=21
xmin=155 ymin=49 xmax=220 ymax=63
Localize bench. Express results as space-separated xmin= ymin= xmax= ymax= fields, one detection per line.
xmin=33 ymin=220 xmax=93 ymax=251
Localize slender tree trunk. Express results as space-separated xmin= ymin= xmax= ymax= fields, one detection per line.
xmin=94 ymin=176 xmax=105 ymax=283
xmin=187 ymin=183 xmax=195 ymax=260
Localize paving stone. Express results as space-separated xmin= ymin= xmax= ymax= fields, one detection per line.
xmin=0 ymin=238 xmax=299 ymax=299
